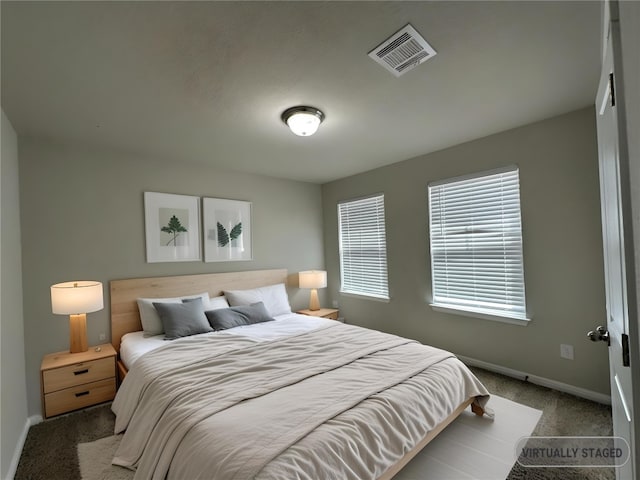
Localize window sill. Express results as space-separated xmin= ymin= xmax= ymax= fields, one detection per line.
xmin=340 ymin=291 xmax=390 ymax=303
xmin=430 ymin=303 xmax=530 ymax=326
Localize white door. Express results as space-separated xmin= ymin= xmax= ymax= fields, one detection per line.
xmin=594 ymin=18 xmax=636 ymax=480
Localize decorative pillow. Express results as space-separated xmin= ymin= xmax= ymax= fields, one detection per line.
xmin=208 ymin=295 xmax=230 ymax=310
xmin=137 ymin=292 xmax=209 ymax=335
xmin=223 ymin=283 xmax=291 ymax=317
xmin=205 ymin=302 xmax=275 ymax=331
xmin=153 ymin=297 xmax=213 ymax=340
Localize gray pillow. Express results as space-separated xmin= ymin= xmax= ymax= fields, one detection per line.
xmin=153 ymin=297 xmax=213 ymax=340
xmin=205 ymin=302 xmax=275 ymax=331
xmin=223 ymin=284 xmax=291 ymax=316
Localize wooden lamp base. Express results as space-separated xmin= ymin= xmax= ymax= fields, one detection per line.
xmin=69 ymin=313 xmax=88 ymax=353
xmin=309 ymin=288 xmax=320 ymax=311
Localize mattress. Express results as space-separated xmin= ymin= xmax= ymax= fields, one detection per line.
xmin=112 ymin=316 xmax=489 ymax=479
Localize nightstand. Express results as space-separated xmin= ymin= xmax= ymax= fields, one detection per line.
xmin=296 ymin=308 xmax=340 ymax=320
xmin=41 ymin=343 xmax=117 ymax=419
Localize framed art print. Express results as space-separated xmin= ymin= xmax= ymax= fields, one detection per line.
xmin=144 ymin=192 xmax=201 ymax=263
xmin=203 ymin=197 xmax=252 ymax=262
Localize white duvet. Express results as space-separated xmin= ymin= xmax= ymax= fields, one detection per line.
xmin=119 ymin=314 xmax=331 ymax=369
xmin=112 ymin=316 xmax=489 ymax=480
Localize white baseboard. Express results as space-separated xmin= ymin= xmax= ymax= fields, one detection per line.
xmin=5 ymin=415 xmax=42 ymax=480
xmin=457 ymin=354 xmax=612 ymax=405
xmin=29 ymin=414 xmax=43 ymax=426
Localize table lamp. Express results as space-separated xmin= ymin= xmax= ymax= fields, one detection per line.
xmin=51 ymin=281 xmax=103 ymax=353
xmin=298 ymin=270 xmax=327 ymax=311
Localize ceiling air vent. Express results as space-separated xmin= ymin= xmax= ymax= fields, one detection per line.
xmin=368 ymin=24 xmax=437 ymax=77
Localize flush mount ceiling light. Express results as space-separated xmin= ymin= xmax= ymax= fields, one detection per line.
xmin=281 ymin=106 xmax=325 ymax=137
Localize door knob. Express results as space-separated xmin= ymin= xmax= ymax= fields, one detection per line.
xmin=587 ymin=326 xmax=610 ymax=344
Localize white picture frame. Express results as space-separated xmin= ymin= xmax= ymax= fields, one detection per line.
xmin=144 ymin=192 xmax=201 ymax=263
xmin=203 ymin=198 xmax=252 ymax=262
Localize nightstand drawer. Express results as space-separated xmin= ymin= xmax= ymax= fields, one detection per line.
xmin=42 ymin=357 xmax=114 ymax=394
xmin=44 ymin=378 xmax=116 ymax=418
xmin=324 ymin=310 xmax=339 ymax=320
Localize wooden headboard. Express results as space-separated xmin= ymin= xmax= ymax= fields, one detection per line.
xmin=110 ymin=269 xmax=288 ymax=352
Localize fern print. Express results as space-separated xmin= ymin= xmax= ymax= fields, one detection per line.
xmin=229 ymin=222 xmax=242 ymax=241
xmin=161 ymin=215 xmax=187 ymax=246
xmin=217 ymin=222 xmax=242 ymax=247
xmin=217 ymin=222 xmax=229 ymax=247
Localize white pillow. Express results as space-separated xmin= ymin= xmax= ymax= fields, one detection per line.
xmin=208 ymin=295 xmax=230 ymax=310
xmin=224 ymin=283 xmax=292 ymax=317
xmin=137 ymin=292 xmax=209 ymax=335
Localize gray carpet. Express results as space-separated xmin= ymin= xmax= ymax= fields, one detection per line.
xmin=14 ymin=367 xmax=614 ymax=480
xmin=15 ymin=403 xmax=115 ymax=480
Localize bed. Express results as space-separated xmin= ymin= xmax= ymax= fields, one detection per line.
xmin=109 ymin=269 xmax=490 ymax=480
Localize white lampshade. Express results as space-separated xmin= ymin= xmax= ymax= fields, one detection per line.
xmin=51 ymin=281 xmax=104 ymax=315
xmin=281 ymin=106 xmax=325 ymax=137
xmin=299 ymin=270 xmax=327 ymax=289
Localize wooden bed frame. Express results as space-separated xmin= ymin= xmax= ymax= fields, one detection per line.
xmin=109 ymin=268 xmax=484 ymax=479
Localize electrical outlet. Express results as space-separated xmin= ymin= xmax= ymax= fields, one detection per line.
xmin=99 ymin=332 xmax=106 ymax=341
xmin=332 ymin=299 xmax=339 ymax=308
xmin=560 ymin=344 xmax=574 ymax=360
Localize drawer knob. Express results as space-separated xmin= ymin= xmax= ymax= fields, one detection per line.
xmin=73 ymin=369 xmax=89 ymax=376
xmin=75 ymin=391 xmax=90 ymax=397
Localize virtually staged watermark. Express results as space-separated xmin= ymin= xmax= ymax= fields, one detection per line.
xmin=515 ymin=436 xmax=630 ymax=468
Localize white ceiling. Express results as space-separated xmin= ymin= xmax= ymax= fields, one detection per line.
xmin=1 ymin=1 xmax=601 ymax=184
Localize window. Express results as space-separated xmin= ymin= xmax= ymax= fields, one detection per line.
xmin=338 ymin=194 xmax=389 ymax=299
xmin=428 ymin=167 xmax=527 ymax=321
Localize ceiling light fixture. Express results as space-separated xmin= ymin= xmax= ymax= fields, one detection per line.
xmin=281 ymin=106 xmax=325 ymax=137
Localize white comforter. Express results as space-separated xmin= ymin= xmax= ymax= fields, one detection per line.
xmin=112 ymin=318 xmax=489 ymax=480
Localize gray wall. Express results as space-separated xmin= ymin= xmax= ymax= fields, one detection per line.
xmin=19 ymin=138 xmax=326 ymax=417
xmin=322 ymin=107 xmax=611 ymax=395
xmin=1 ymin=109 xmax=28 ymax=478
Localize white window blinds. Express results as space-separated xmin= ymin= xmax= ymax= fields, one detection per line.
xmin=338 ymin=194 xmax=389 ymax=299
xmin=428 ymin=167 xmax=527 ymax=319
